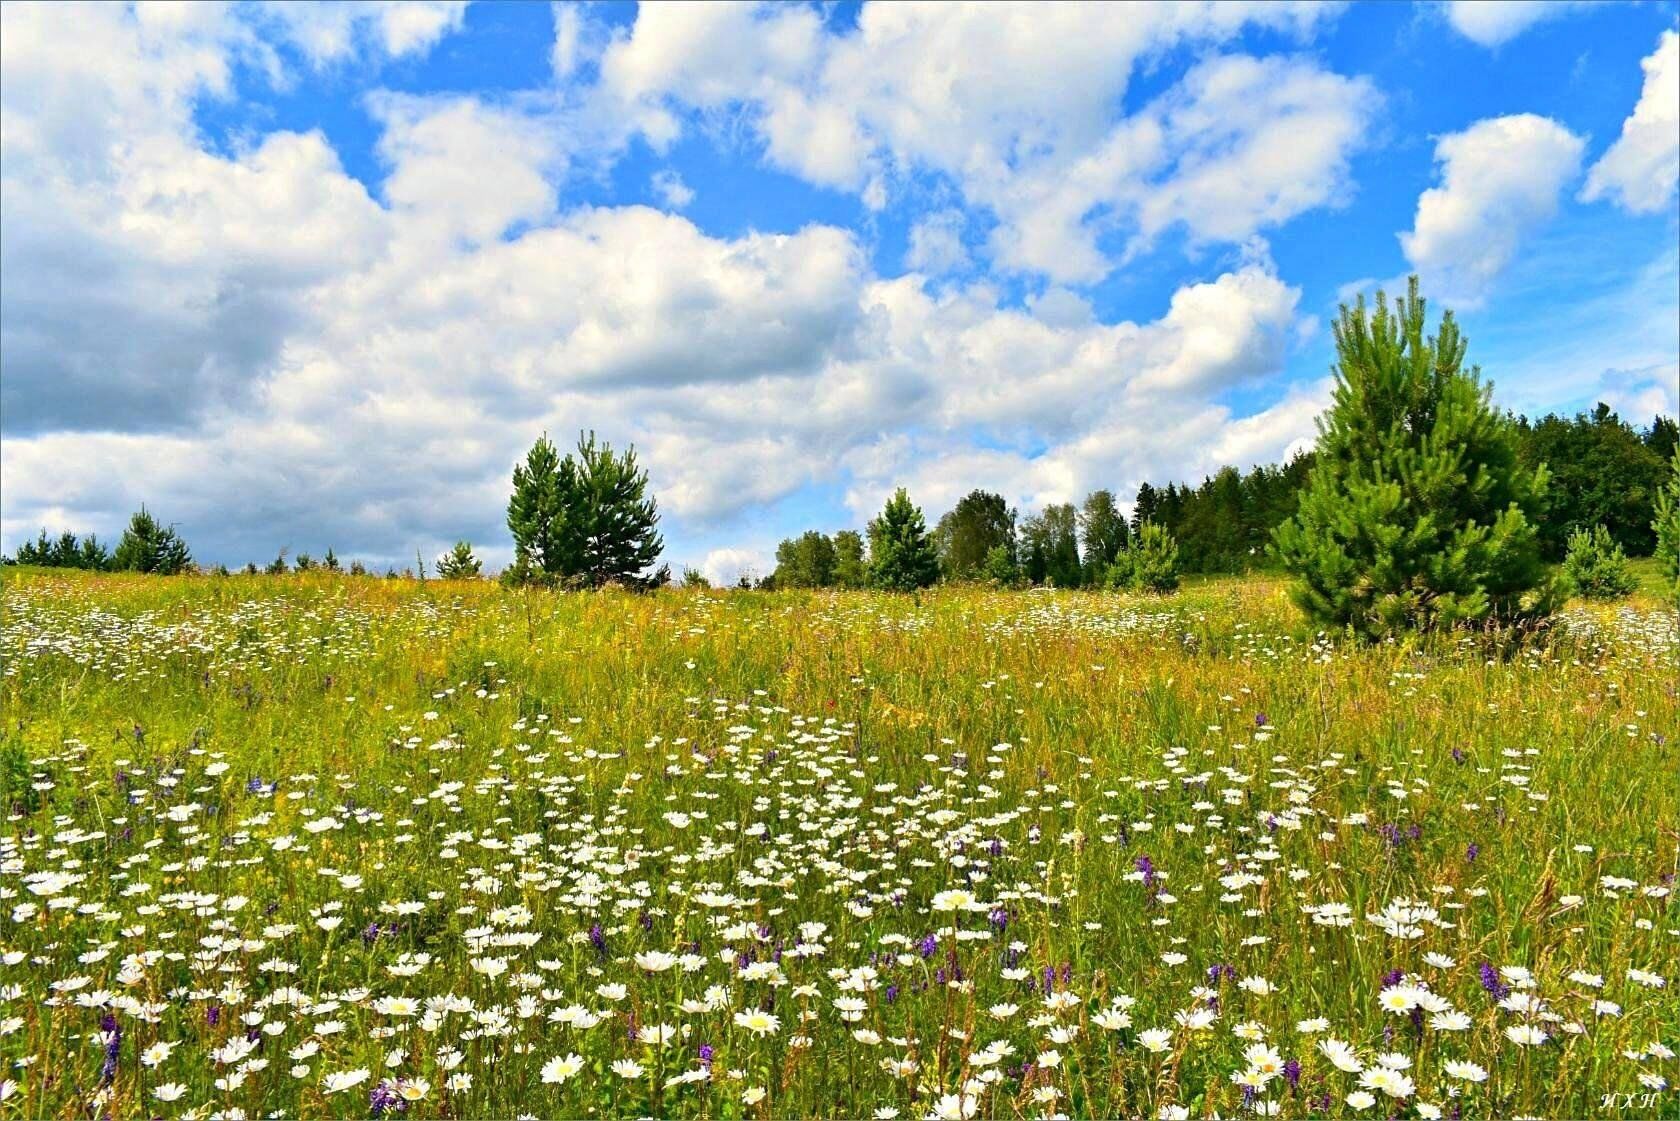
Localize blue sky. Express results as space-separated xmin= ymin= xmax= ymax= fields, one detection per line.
xmin=2 ymin=1 xmax=1676 ymax=581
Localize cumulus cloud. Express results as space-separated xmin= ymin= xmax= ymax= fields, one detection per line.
xmin=599 ymin=2 xmax=1366 ymax=283
xmin=1581 ymin=31 xmax=1679 ymax=215
xmin=1439 ymin=1 xmax=1587 ymax=48
xmin=257 ymin=1 xmax=469 ymax=65
xmin=1399 ymin=114 xmax=1584 ymax=305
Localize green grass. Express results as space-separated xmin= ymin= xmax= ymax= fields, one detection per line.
xmin=1 ymin=569 xmax=1675 ymax=1120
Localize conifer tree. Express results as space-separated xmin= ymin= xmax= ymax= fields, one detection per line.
xmin=1653 ymin=447 xmax=1680 ymax=602
xmin=1273 ymin=277 xmax=1557 ymax=638
xmin=113 ymin=506 xmax=192 ymax=575
xmin=506 ymin=432 xmax=663 ymax=587
xmin=867 ymin=489 xmax=939 ymax=591
xmin=436 ymin=541 xmax=482 ymax=580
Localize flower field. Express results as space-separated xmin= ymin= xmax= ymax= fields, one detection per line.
xmin=1 ymin=570 xmax=1676 ymax=1120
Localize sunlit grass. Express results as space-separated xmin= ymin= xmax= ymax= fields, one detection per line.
xmin=1 ymin=569 xmax=1675 ymax=1120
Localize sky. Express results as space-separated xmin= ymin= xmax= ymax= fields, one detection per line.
xmin=2 ymin=0 xmax=1676 ymax=583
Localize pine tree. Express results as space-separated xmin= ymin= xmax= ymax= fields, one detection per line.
xmin=1653 ymin=447 xmax=1680 ymax=602
xmin=1108 ymin=521 xmax=1180 ymax=593
xmin=506 ymin=433 xmax=577 ymax=580
xmin=506 ymin=432 xmax=663 ymax=588
xmin=1272 ymin=277 xmax=1557 ymax=638
xmin=1561 ymin=525 xmax=1636 ymax=600
xmin=867 ymin=489 xmax=940 ymax=591
xmin=571 ymin=432 xmax=664 ymax=587
xmin=113 ymin=506 xmax=192 ymax=575
xmin=436 ymin=541 xmax=483 ymax=580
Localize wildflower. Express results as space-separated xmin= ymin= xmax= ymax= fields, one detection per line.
xmin=611 ymin=1059 xmax=646 ymax=1079
xmin=734 ymin=1010 xmax=781 ymax=1036
xmin=1444 ymin=1060 xmax=1488 ymax=1083
xmin=542 ymin=1054 xmax=583 ymax=1083
xmin=323 ymin=1069 xmax=371 ymax=1094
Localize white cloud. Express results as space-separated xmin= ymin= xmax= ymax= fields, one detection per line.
xmin=372 ymin=95 xmax=562 ymax=246
xmin=1581 ymin=30 xmax=1679 ymax=215
xmin=700 ymin=547 xmax=770 ymax=588
xmin=651 ymin=169 xmax=694 ymax=209
xmin=904 ymin=209 xmax=970 ymax=275
xmin=599 ymin=2 xmax=1364 ymax=283
xmin=257 ymin=1 xmax=469 ymax=66
xmin=1400 ymin=114 xmax=1585 ymax=305
xmin=1439 ymin=1 xmax=1587 ymax=48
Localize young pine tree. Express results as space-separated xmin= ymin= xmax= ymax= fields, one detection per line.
xmin=1561 ymin=525 xmax=1636 ymax=600
xmin=1653 ymin=447 xmax=1680 ymax=603
xmin=1272 ymin=277 xmax=1558 ymax=639
xmin=435 ymin=541 xmax=483 ymax=580
xmin=1107 ymin=521 xmax=1180 ymax=593
xmin=113 ymin=506 xmax=192 ymax=575
xmin=867 ymin=489 xmax=940 ymax=591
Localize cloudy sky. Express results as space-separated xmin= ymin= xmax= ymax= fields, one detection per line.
xmin=2 ymin=1 xmax=1676 ymax=581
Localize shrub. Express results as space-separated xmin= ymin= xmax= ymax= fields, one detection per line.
xmin=1561 ymin=525 xmax=1636 ymax=599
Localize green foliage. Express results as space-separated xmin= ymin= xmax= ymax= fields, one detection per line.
xmin=981 ymin=543 xmax=1021 ymax=586
xmin=10 ymin=529 xmax=111 ymax=570
xmin=507 ymin=433 xmax=577 ymax=580
xmin=866 ymin=489 xmax=939 ymax=591
xmin=507 ymin=432 xmax=664 ymax=588
xmin=1021 ymin=503 xmax=1082 ymax=587
xmin=112 ymin=506 xmax=192 ymax=575
xmin=1653 ymin=448 xmax=1680 ymax=602
xmin=680 ymin=566 xmax=710 ymax=589
xmin=1273 ymin=277 xmax=1558 ymax=639
xmin=832 ymin=530 xmax=867 ymax=589
xmin=1078 ymin=489 xmax=1128 ymax=582
xmin=1562 ymin=524 xmax=1636 ymax=600
xmin=323 ymin=548 xmax=340 ymax=573
xmin=1516 ymin=403 xmax=1671 ymax=558
xmin=436 ymin=541 xmax=483 ymax=580
xmin=933 ymin=490 xmax=1015 ymax=580
xmin=265 ymin=551 xmax=288 ymax=575
xmin=773 ymin=530 xmax=838 ymax=588
xmin=1107 ymin=521 xmax=1180 ymax=593
xmin=293 ymin=552 xmax=316 ymax=572
xmin=1132 ymin=457 xmax=1314 ymax=575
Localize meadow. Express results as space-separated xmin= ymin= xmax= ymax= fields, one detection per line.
xmin=1 ymin=569 xmax=1675 ymax=1121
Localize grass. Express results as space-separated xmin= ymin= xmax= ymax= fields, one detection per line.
xmin=1 ymin=568 xmax=1676 ymax=1120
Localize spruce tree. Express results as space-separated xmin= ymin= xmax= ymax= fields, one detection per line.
xmin=1272 ymin=277 xmax=1557 ymax=638
xmin=867 ymin=489 xmax=940 ymax=591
